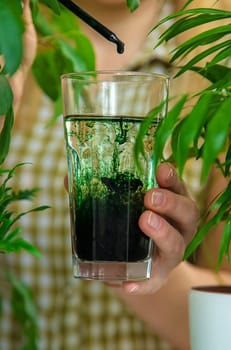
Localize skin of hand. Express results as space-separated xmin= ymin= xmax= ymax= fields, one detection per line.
xmin=106 ymin=162 xmax=199 ymax=295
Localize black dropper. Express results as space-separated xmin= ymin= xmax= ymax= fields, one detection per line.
xmin=57 ymin=0 xmax=125 ymax=54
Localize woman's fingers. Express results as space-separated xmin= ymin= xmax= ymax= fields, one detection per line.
xmin=120 ymin=163 xmax=199 ymax=294
xmin=156 ymin=162 xmax=189 ymax=196
xmin=154 ymin=163 xmax=199 ymax=241
xmin=143 ymin=188 xmax=199 ymax=243
xmin=123 ymin=213 xmax=185 ymax=294
xmin=138 ymin=210 xmax=186 ymax=259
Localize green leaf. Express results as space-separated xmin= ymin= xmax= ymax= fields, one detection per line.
xmin=34 ymin=3 xmax=79 ymax=36
xmin=50 ymin=4 xmax=81 ymax=32
xmin=206 ymin=68 xmax=231 ymax=92
xmin=208 ymin=44 xmax=231 ymax=67
xmin=211 ymin=181 xmax=231 ymax=211
xmin=12 ymin=205 xmax=50 ymax=227
xmin=184 ymin=218 xmax=215 ymax=259
xmin=0 ymin=1 xmax=24 ymax=75
xmin=184 ymin=195 xmax=229 ymax=259
xmin=154 ymin=8 xmax=231 ymax=46
xmin=9 ymin=272 xmax=38 ymax=322
xmin=0 ymin=162 xmax=49 ymax=256
xmin=32 ymin=50 xmax=60 ymax=100
xmin=11 ymin=188 xmax=40 ymax=202
xmin=174 ymin=93 xmax=213 ymax=176
xmin=154 ymin=95 xmax=187 ymax=169
xmin=170 ymin=25 xmax=231 ymax=64
xmin=0 ymin=218 xmax=16 ymax=240
xmin=68 ymin=32 xmax=96 ymax=71
xmin=217 ymin=218 xmax=231 ymax=269
xmin=0 ymin=226 xmax=21 ymax=245
xmin=175 ymin=40 xmax=231 ymax=77
xmin=0 ymin=107 xmax=14 ymax=164
xmin=39 ymin=0 xmax=60 ymax=15
xmin=32 ymin=4 xmax=53 ymax=36
xmin=8 ymin=273 xmax=39 ymax=349
xmin=3 ymin=227 xmax=27 ymax=242
xmin=202 ymin=96 xmax=231 ymax=182
xmin=32 ymin=32 xmax=95 ymax=101
xmin=225 ymin=143 xmax=231 ymax=177
xmin=55 ymin=38 xmax=87 ymax=72
xmin=190 ymin=64 xmax=230 ymax=84
xmin=126 ymin=0 xmax=140 ymax=12
xmin=29 ymin=0 xmax=39 ymax=19
xmin=0 ymin=163 xmax=31 ymax=190
xmin=0 ymin=74 xmax=13 ymax=114
xmin=134 ymin=101 xmax=167 ymax=173
xmin=0 ymin=237 xmax=41 ymax=256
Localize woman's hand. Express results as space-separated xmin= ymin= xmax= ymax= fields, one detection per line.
xmin=10 ymin=0 xmax=37 ymax=111
xmin=122 ymin=162 xmax=199 ymax=294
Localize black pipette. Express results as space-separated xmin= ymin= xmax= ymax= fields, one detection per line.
xmin=57 ymin=0 xmax=125 ymax=54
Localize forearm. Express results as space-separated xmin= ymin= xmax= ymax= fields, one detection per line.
xmin=9 ymin=0 xmax=37 ymax=115
xmin=113 ymin=261 xmax=231 ymax=350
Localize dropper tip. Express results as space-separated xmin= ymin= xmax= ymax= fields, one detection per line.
xmin=108 ymin=33 xmax=125 ymax=54
xmin=117 ymin=42 xmax=125 ymax=54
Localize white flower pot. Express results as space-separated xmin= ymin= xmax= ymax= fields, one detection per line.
xmin=189 ymin=286 xmax=231 ymax=350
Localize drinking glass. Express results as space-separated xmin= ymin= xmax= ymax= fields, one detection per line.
xmin=61 ymin=70 xmax=169 ymax=281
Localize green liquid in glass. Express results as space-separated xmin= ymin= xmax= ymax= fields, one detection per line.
xmin=64 ymin=116 xmax=156 ymax=262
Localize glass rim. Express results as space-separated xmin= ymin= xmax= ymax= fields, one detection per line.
xmin=61 ymin=70 xmax=169 ymax=82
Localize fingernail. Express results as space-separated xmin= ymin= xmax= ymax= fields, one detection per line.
xmin=148 ymin=212 xmax=160 ymax=229
xmin=151 ymin=191 xmax=164 ymax=206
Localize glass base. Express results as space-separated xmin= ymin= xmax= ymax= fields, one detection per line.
xmin=73 ymin=257 xmax=152 ymax=281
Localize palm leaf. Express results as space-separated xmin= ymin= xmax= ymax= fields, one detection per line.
xmin=184 ymin=190 xmax=230 ymax=259
xmin=170 ymin=25 xmax=231 ymax=64
xmin=154 ymin=8 xmax=231 ymax=45
xmin=175 ymin=40 xmax=231 ymax=77
xmin=189 ymin=64 xmax=230 ymax=83
xmin=173 ymin=93 xmax=213 ymax=176
xmin=154 ymin=95 xmax=187 ymax=169
xmin=201 ymin=96 xmax=231 ymax=182
xmin=134 ymin=101 xmax=167 ymax=173
xmin=217 ymin=218 xmax=231 ymax=269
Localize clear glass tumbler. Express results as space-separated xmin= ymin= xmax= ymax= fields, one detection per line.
xmin=61 ymin=71 xmax=169 ymax=281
